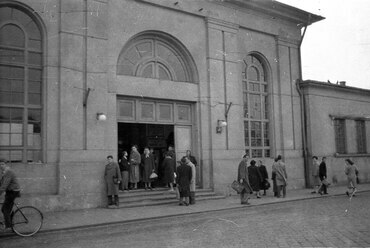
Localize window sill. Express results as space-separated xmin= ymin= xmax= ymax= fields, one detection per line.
xmin=334 ymin=153 xmax=370 ymax=158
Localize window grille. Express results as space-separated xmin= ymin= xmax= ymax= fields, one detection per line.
xmin=242 ymin=55 xmax=270 ymax=158
xmin=0 ymin=6 xmax=43 ymax=163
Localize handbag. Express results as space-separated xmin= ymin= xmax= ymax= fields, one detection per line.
xmin=149 ymin=172 xmax=158 ymax=179
xmin=231 ymin=180 xmax=245 ymax=194
xmin=263 ymin=180 xmax=271 ymax=190
xmin=113 ymin=176 xmax=119 ymax=184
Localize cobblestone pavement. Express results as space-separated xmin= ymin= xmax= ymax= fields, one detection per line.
xmin=2 ymin=192 xmax=370 ymax=248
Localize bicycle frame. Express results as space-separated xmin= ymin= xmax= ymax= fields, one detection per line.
xmin=11 ymin=203 xmax=29 ymax=226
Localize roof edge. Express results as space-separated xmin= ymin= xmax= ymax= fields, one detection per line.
xmin=298 ymin=79 xmax=370 ymax=95
xmin=225 ymin=0 xmax=324 ymax=26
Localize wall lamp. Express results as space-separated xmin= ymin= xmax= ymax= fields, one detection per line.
xmin=96 ymin=113 xmax=107 ymax=121
xmin=216 ymin=120 xmax=227 ymax=134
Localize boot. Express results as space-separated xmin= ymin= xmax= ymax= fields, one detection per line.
xmin=189 ymin=192 xmax=195 ymax=205
xmin=114 ymin=195 xmax=119 ymax=208
xmin=107 ymin=195 xmax=113 ymax=208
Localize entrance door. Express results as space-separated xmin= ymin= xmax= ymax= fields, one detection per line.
xmin=174 ymin=126 xmax=192 ymax=162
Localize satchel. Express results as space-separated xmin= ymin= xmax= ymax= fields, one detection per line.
xmin=321 ymin=178 xmax=330 ymax=186
xmin=149 ymin=172 xmax=158 ymax=179
xmin=231 ymin=180 xmax=245 ymax=194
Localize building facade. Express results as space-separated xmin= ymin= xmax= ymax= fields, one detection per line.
xmin=6 ymin=0 xmax=366 ymax=212
xmin=298 ymin=80 xmax=370 ymax=187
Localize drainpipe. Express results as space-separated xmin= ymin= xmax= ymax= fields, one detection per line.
xmin=297 ymin=24 xmax=311 ymax=188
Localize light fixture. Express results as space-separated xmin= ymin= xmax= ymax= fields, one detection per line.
xmin=96 ymin=113 xmax=107 ymax=121
xmin=216 ymin=120 xmax=227 ymax=134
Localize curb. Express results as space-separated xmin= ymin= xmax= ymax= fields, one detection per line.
xmin=1 ymin=188 xmax=369 ymax=238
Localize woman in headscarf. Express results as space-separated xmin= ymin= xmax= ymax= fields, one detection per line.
xmin=248 ymin=160 xmax=262 ymax=198
xmin=141 ymin=147 xmax=155 ymax=190
xmin=345 ymin=158 xmax=359 ymax=197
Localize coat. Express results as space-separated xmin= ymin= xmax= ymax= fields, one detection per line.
xmin=119 ymin=157 xmax=129 ymax=172
xmin=319 ymin=161 xmax=327 ymax=180
xmin=162 ymin=156 xmax=176 ymax=184
xmin=176 ymin=163 xmax=192 ymax=197
xmin=258 ymin=165 xmax=268 ymax=190
xmin=141 ymin=154 xmax=155 ymax=183
xmin=312 ymin=160 xmax=320 ymax=176
xmin=248 ymin=164 xmax=262 ymax=191
xmin=104 ymin=162 xmax=121 ymax=196
xmin=259 ymin=165 xmax=268 ymax=180
xmin=188 ymin=161 xmax=196 ymax=192
xmin=345 ymin=163 xmax=358 ymax=188
xmin=237 ymin=160 xmax=252 ymax=193
xmin=129 ymin=150 xmax=141 ymax=183
xmin=273 ymin=161 xmax=287 ymax=186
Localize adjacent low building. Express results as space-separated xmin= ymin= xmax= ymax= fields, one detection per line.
xmin=298 ymin=80 xmax=370 ymax=187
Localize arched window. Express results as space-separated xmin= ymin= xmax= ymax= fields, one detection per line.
xmin=242 ymin=55 xmax=270 ymax=158
xmin=0 ymin=5 xmax=43 ymax=163
xmin=117 ymin=32 xmax=197 ymax=83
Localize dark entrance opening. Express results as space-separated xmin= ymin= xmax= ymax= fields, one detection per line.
xmin=117 ymin=123 xmax=174 ymax=187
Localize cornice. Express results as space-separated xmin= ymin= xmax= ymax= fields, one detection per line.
xmin=275 ymin=36 xmax=300 ymax=48
xmin=206 ymin=17 xmax=239 ymax=33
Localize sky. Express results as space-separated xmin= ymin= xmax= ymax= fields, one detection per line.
xmin=277 ymin=0 xmax=370 ymax=89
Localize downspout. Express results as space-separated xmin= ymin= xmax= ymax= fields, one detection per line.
xmin=56 ymin=0 xmax=62 ymax=194
xmin=296 ymin=24 xmax=311 ymax=188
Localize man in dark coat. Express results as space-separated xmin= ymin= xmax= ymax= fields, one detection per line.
xmin=176 ymin=157 xmax=192 ymax=206
xmin=258 ymin=160 xmax=269 ymax=195
xmin=162 ymin=152 xmax=176 ymax=191
xmin=237 ymin=154 xmax=252 ymax=204
xmin=318 ymin=157 xmax=328 ymax=195
xmin=104 ymin=155 xmax=121 ymax=208
xmin=248 ymin=160 xmax=262 ymax=198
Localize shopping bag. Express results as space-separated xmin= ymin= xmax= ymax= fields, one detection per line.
xmin=149 ymin=172 xmax=158 ymax=179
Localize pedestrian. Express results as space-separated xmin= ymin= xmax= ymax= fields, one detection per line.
xmin=162 ymin=152 xmax=176 ymax=191
xmin=248 ymin=160 xmax=262 ymax=198
xmin=345 ymin=158 xmax=358 ymax=197
xmin=176 ymin=157 xmax=192 ymax=206
xmin=258 ymin=160 xmax=269 ymax=196
xmin=168 ymin=145 xmax=176 ymax=161
xmin=0 ymin=159 xmax=21 ymax=231
xmin=271 ymin=157 xmax=279 ymax=197
xmin=119 ymin=151 xmax=129 ymax=191
xmin=318 ymin=157 xmax=328 ymax=195
xmin=186 ymin=150 xmax=197 ymax=166
xmin=150 ymin=148 xmax=159 ymax=177
xmin=129 ymin=145 xmax=141 ymax=190
xmin=141 ymin=147 xmax=156 ymax=190
xmin=311 ymin=156 xmax=321 ymax=194
xmin=104 ymin=155 xmax=121 ymax=208
xmin=272 ymin=155 xmax=288 ymax=198
xmin=237 ymin=154 xmax=252 ymax=205
xmin=184 ymin=156 xmax=196 ymax=205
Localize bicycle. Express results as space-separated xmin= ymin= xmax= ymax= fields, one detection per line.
xmin=0 ymin=201 xmax=43 ymax=237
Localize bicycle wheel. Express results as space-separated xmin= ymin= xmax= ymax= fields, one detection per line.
xmin=11 ymin=206 xmax=43 ymax=237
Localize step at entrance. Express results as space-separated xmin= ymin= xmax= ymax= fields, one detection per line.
xmin=118 ymin=188 xmax=224 ymax=208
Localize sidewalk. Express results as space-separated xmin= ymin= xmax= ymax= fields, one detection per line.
xmin=8 ymin=184 xmax=370 ymax=235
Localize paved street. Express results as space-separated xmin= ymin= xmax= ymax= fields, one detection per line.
xmin=1 ymin=191 xmax=370 ymax=248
